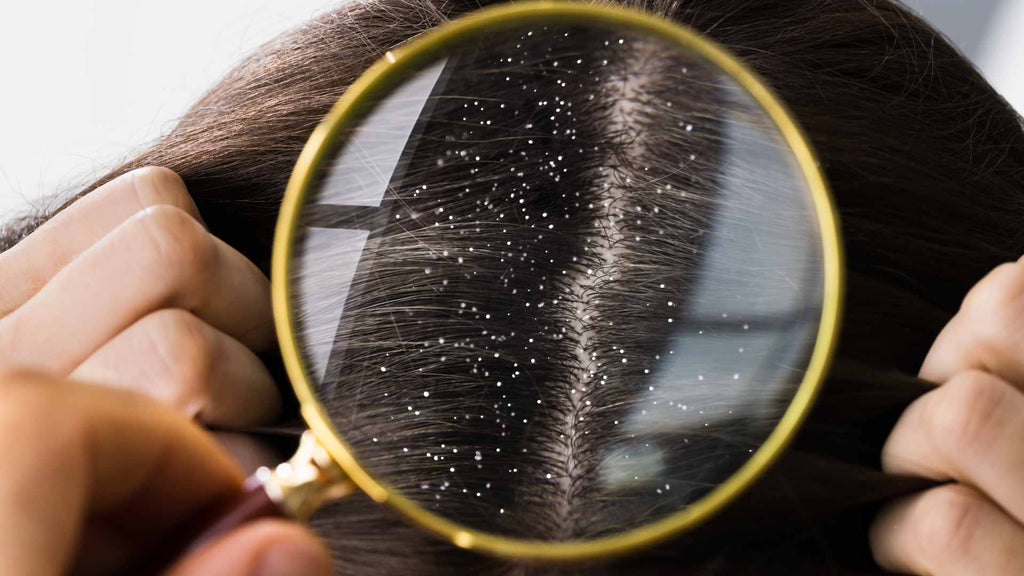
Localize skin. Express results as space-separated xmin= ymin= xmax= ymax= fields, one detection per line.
xmin=870 ymin=256 xmax=1024 ymax=574
xmin=0 ymin=166 xmax=1019 ymax=573
xmin=0 ymin=167 xmax=281 ymax=470
xmin=0 ymin=167 xmax=327 ymax=573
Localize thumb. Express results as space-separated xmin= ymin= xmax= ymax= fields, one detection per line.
xmin=164 ymin=520 xmax=333 ymax=576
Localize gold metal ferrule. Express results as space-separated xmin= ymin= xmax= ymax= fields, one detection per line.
xmin=258 ymin=431 xmax=355 ymax=520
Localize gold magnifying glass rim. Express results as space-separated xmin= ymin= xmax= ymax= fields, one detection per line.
xmin=271 ymin=0 xmax=844 ymax=562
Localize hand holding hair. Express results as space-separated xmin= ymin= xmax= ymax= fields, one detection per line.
xmin=870 ymin=258 xmax=1024 ymax=575
xmin=0 ymin=370 xmax=330 ymax=576
xmin=0 ymin=167 xmax=280 ymax=464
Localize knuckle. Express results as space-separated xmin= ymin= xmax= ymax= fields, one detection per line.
xmin=962 ymin=262 xmax=1024 ymax=335
xmin=134 ymin=205 xmax=215 ymax=279
xmin=915 ymin=485 xmax=984 ymax=563
xmin=144 ymin=310 xmax=218 ymax=412
xmin=124 ymin=167 xmax=196 ymax=215
xmin=963 ymin=262 xmax=1020 ymax=310
xmin=928 ymin=371 xmax=1009 ymax=459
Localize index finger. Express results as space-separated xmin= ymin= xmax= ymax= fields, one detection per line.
xmin=0 ymin=371 xmax=243 ymax=576
xmin=919 ymin=258 xmax=1024 ymax=387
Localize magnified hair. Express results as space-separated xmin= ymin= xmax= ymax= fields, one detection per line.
xmin=290 ymin=20 xmax=826 ymax=543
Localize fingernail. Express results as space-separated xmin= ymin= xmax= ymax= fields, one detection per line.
xmin=254 ymin=540 xmax=331 ymax=576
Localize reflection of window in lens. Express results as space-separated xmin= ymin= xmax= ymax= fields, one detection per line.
xmin=4 ymin=0 xmax=1022 ymax=574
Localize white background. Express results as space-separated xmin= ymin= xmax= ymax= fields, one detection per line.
xmin=0 ymin=0 xmax=337 ymax=216
xmin=1 ymin=0 xmax=1022 ymax=219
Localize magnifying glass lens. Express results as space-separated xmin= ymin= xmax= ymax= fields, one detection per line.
xmin=288 ymin=20 xmax=826 ymax=542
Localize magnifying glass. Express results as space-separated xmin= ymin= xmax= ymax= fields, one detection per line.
xmin=184 ymin=0 xmax=842 ymax=563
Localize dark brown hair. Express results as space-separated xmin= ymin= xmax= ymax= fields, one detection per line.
xmin=3 ymin=1 xmax=1023 ymax=574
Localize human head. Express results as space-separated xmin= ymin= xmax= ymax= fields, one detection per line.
xmin=4 ymin=0 xmax=1022 ymax=574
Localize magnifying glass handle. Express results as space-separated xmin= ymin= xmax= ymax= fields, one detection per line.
xmin=118 ymin=479 xmax=285 ymax=575
xmin=123 ymin=432 xmax=352 ymax=575
xmin=180 ymin=475 xmax=290 ymax=553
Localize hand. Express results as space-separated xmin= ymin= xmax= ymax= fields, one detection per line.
xmin=870 ymin=258 xmax=1024 ymax=574
xmin=0 ymin=167 xmax=279 ymax=433
xmin=0 ymin=370 xmax=331 ymax=576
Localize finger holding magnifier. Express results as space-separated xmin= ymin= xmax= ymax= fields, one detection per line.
xmin=0 ymin=371 xmax=331 ymax=576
